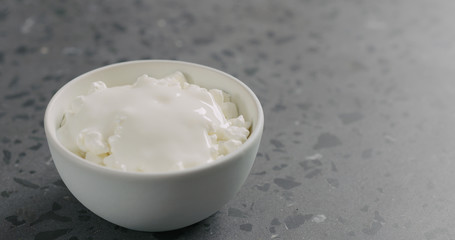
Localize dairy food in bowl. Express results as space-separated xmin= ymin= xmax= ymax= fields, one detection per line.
xmin=44 ymin=60 xmax=264 ymax=231
xmin=57 ymin=71 xmax=251 ymax=172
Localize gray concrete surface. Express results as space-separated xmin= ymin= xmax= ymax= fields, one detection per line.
xmin=2 ymin=0 xmax=455 ymax=239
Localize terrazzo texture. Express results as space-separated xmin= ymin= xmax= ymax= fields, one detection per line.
xmin=2 ymin=0 xmax=455 ymax=239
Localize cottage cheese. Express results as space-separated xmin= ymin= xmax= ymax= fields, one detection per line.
xmin=57 ymin=72 xmax=250 ymax=172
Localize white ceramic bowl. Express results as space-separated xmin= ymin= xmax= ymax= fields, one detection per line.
xmin=44 ymin=60 xmax=264 ymax=232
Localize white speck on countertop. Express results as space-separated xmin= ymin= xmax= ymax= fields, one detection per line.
xmin=21 ymin=17 xmax=35 ymax=34
xmin=384 ymin=135 xmax=397 ymax=143
xmin=305 ymin=153 xmax=323 ymax=161
xmin=40 ymin=46 xmax=49 ymax=55
xmin=312 ymin=214 xmax=327 ymax=223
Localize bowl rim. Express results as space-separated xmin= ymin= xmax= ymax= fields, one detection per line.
xmin=44 ymin=59 xmax=264 ymax=179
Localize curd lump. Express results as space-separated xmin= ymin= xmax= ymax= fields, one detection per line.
xmin=57 ymin=72 xmax=251 ymax=172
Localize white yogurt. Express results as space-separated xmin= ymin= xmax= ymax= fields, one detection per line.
xmin=57 ymin=72 xmax=251 ymax=172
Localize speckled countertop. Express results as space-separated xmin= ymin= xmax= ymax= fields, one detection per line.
xmin=2 ymin=0 xmax=455 ymax=239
